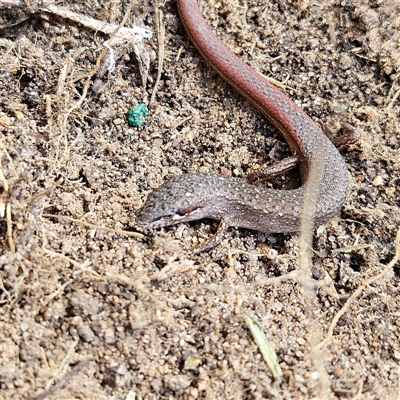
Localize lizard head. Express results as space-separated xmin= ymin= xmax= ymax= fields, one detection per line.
xmin=136 ymin=173 xmax=222 ymax=229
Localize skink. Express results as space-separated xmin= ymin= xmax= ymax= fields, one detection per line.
xmin=136 ymin=0 xmax=349 ymax=251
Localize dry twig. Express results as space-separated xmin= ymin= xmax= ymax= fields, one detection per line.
xmin=149 ymin=4 xmax=165 ymax=107
xmin=31 ymin=358 xmax=92 ymax=400
xmin=42 ymin=213 xmax=144 ymax=239
xmin=316 ymin=227 xmax=400 ymax=350
xmin=0 ymin=156 xmax=15 ymax=252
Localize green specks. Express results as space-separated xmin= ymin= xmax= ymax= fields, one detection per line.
xmin=126 ymin=103 xmax=149 ymax=127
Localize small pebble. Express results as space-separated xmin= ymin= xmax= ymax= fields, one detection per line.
xmin=372 ymin=175 xmax=384 ymax=186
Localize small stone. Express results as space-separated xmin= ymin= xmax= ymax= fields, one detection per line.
xmin=296 ymin=337 xmax=306 ymax=345
xmin=258 ymin=244 xmax=278 ymax=259
xmin=372 ymin=175 xmax=384 ymax=186
xmin=183 ymin=354 xmax=202 ymax=370
xmin=76 ymin=324 xmax=95 ymax=343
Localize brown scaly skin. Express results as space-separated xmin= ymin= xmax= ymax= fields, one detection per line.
xmin=136 ymin=0 xmax=349 ymax=251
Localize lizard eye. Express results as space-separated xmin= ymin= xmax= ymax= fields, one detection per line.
xmin=177 ymin=205 xmax=201 ymax=216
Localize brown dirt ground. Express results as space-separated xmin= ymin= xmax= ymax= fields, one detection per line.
xmin=1 ymin=0 xmax=400 ymax=399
